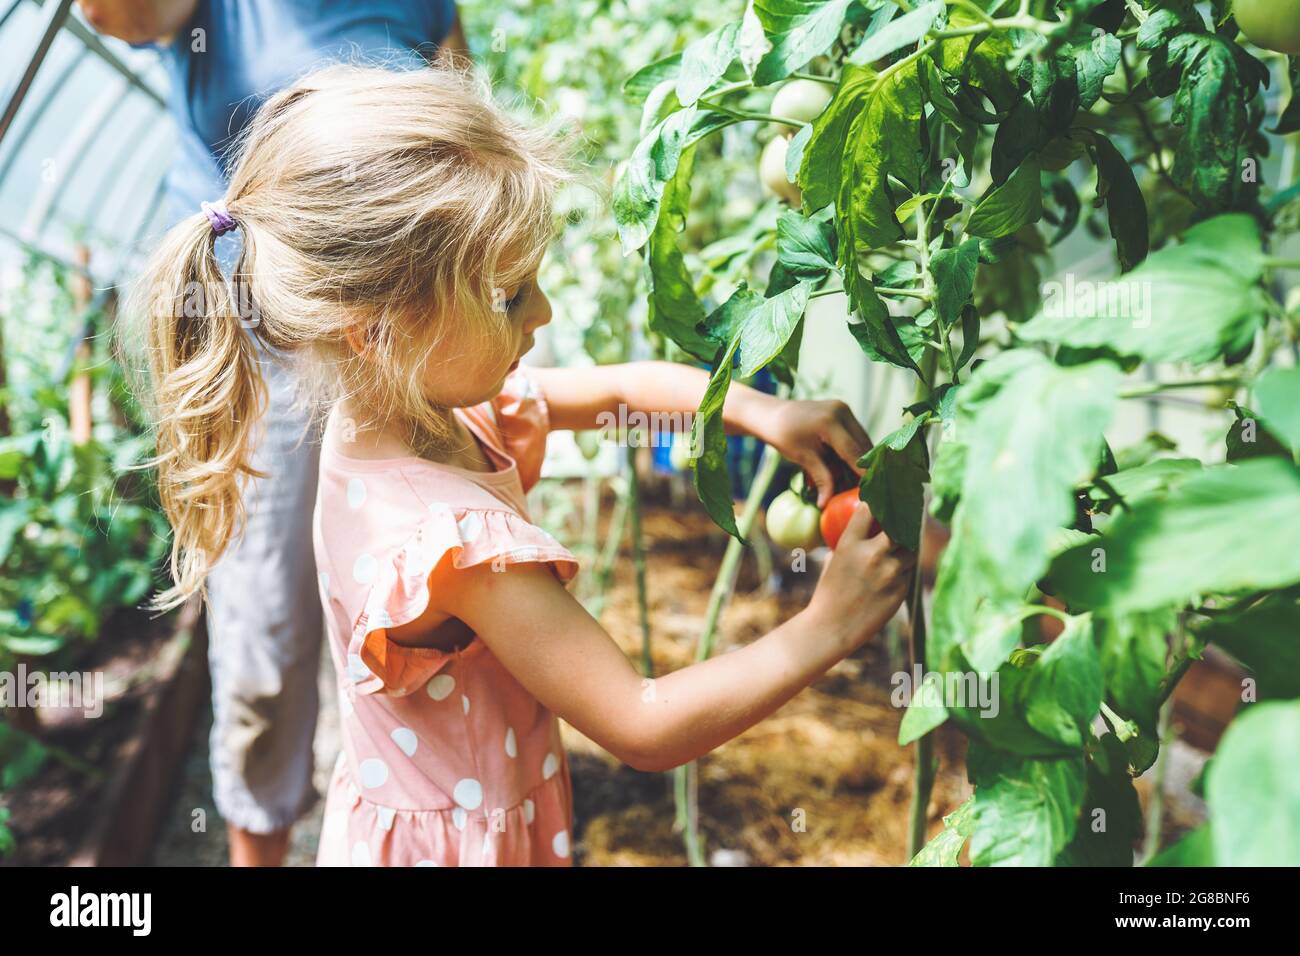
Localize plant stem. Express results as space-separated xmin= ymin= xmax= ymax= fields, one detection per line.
xmin=626 ymin=442 xmax=653 ymax=678
xmin=1265 ymin=257 xmax=1300 ymax=271
xmin=875 ymin=286 xmax=930 ymax=300
xmin=695 ymin=98 xmax=803 ymax=128
xmin=904 ymin=350 xmax=939 ymax=861
xmin=584 ymin=477 xmax=631 ymax=620
xmin=674 ymin=443 xmax=783 ymax=866
xmin=791 ymin=71 xmax=838 ymax=87
xmin=1119 ymin=377 xmax=1242 ymax=399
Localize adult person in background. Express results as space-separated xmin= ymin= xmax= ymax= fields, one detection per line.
xmin=78 ymin=0 xmax=469 ymax=866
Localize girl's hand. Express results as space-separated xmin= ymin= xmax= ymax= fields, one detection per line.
xmin=808 ymin=502 xmax=915 ymax=645
xmin=745 ymin=396 xmax=873 ymax=508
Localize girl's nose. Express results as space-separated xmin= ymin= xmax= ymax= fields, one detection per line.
xmin=526 ymin=293 xmax=553 ymax=333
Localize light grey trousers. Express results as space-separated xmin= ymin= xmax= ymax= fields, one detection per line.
xmin=205 ymin=352 xmax=323 ymax=834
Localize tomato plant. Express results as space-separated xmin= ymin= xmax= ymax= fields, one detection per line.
xmin=615 ymin=0 xmax=1300 ymax=865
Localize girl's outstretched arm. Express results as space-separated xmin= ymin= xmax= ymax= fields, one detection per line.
xmin=530 ymin=362 xmax=874 ymax=507
xmin=436 ymin=503 xmax=912 ymax=772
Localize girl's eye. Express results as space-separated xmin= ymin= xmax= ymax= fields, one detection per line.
xmin=506 ymin=292 xmax=525 ymax=310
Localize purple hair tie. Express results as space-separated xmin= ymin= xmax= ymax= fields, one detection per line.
xmin=201 ymin=200 xmax=237 ymax=236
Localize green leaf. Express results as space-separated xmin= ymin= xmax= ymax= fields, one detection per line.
xmin=1086 ymin=459 xmax=1201 ymax=507
xmin=857 ymin=418 xmax=929 ymax=550
xmin=898 ymin=669 xmax=950 ymax=746
xmin=1094 ymin=608 xmax=1177 ymax=772
xmin=646 ymin=148 xmax=716 ymax=361
xmin=1022 ymin=615 xmax=1103 ymax=751
xmin=1080 ymin=130 xmax=1148 ymax=271
xmin=837 ymin=63 xmax=928 ymax=260
xmin=1056 ymin=734 xmax=1142 ymax=867
xmin=847 ymin=0 xmax=943 ymax=66
xmin=624 ymin=52 xmax=683 ymax=100
xmin=1206 ymin=699 xmax=1300 ymax=866
xmin=1201 ymin=594 xmax=1300 ymax=701
xmin=0 ymin=723 xmax=49 ymax=790
xmin=967 ymin=156 xmax=1042 ymax=239
xmin=1138 ymin=24 xmax=1263 ymax=212
xmin=613 ymin=107 xmax=699 ymax=254
xmin=845 ymin=284 xmax=922 ymax=373
xmin=1226 ymin=402 xmax=1290 ymax=462
xmin=1146 ymin=824 xmax=1215 ymax=867
xmin=774 ymin=208 xmax=836 ymax=278
xmin=703 ymin=282 xmax=813 ymax=379
xmin=676 ymin=21 xmax=742 ymax=107
xmin=1252 ymin=366 xmax=1300 ymax=459
xmin=750 ymin=0 xmax=861 ymax=86
xmin=930 ymin=351 xmax=1119 ymax=674
xmin=930 ymin=239 xmax=980 ymax=328
xmin=1071 ymin=31 xmax=1121 ymax=109
xmin=968 ymin=744 xmax=1087 ymax=867
xmin=1050 ymin=459 xmax=1300 ymax=614
xmin=798 ymin=64 xmax=877 ymax=211
xmin=691 ymin=338 xmax=742 ymax=539
xmin=613 ymin=108 xmax=738 ymax=254
xmin=908 ymin=797 xmax=974 ymax=867
xmin=1018 ymin=213 xmax=1267 ymax=366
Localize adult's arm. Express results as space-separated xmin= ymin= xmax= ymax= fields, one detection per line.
xmin=76 ymin=0 xmax=197 ymax=45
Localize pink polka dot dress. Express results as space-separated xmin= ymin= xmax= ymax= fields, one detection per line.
xmin=313 ymin=370 xmax=580 ymax=866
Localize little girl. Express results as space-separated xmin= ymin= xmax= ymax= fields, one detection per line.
xmin=132 ymin=64 xmax=914 ymax=866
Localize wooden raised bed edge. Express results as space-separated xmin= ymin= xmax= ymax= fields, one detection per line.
xmin=68 ymin=597 xmax=209 ymax=867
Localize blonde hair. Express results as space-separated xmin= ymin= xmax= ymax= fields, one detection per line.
xmin=127 ymin=63 xmax=574 ymax=609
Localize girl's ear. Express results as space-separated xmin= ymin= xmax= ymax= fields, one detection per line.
xmin=344 ymin=324 xmax=370 ymax=358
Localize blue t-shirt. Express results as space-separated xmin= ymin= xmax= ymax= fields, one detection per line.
xmin=153 ymin=0 xmax=457 ymax=224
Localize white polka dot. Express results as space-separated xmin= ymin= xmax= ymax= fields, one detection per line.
xmin=359 ymin=758 xmax=389 ymax=789
xmin=457 ymin=512 xmax=484 ymax=542
xmin=542 ymin=751 xmax=559 ymax=780
xmin=318 ymin=571 xmax=330 ymax=593
xmin=391 ymin=727 xmax=418 ymax=757
xmin=351 ymin=841 xmax=371 ymax=867
xmin=352 ymin=552 xmax=378 ymax=585
xmin=453 ymin=778 xmax=483 ymax=810
xmin=452 ymin=808 xmax=467 ymax=831
xmin=505 ymin=727 xmax=517 ymax=759
xmin=426 ymin=674 xmax=455 ymax=701
xmin=482 ymin=831 xmax=493 ymax=859
xmin=377 ymin=806 xmax=396 ymax=831
xmin=414 ymin=859 xmax=439 ymax=867
xmin=462 ymin=695 xmax=470 ymax=715
xmin=347 ymin=653 xmax=373 ymax=683
xmin=368 ymin=607 xmax=395 ymax=630
xmin=524 ymin=799 xmax=535 ymax=824
xmin=338 ymin=691 xmax=354 ymax=719
xmin=347 ymin=477 xmax=367 ymax=509
xmin=552 ymin=830 xmax=570 ymax=858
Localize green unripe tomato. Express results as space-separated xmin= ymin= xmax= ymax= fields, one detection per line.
xmin=1234 ymin=0 xmax=1300 ymax=54
xmin=575 ymin=430 xmax=601 ymax=460
xmin=765 ymin=489 xmax=823 ymax=550
xmin=759 ymin=136 xmax=801 ymax=206
xmin=771 ymin=79 xmax=833 ymax=124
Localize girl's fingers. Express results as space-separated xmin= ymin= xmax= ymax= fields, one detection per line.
xmin=803 ymin=456 xmax=836 ymax=508
xmin=825 ymin=420 xmax=869 ymax=476
xmin=837 ymin=405 xmax=874 ymax=456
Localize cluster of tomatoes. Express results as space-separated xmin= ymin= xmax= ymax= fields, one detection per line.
xmin=765 ymin=474 xmax=880 ymax=552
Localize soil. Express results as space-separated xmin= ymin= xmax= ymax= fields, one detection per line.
xmin=0 ymin=608 xmax=184 ymax=866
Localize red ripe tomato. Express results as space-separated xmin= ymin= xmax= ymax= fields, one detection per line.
xmin=819 ymin=489 xmax=881 ymax=549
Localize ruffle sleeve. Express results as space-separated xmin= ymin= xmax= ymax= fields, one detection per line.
xmin=347 ymin=502 xmax=579 ymax=697
xmin=492 ymin=368 xmax=550 ymax=492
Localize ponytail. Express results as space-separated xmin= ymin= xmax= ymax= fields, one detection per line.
xmin=128 ymin=205 xmax=267 ymax=610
